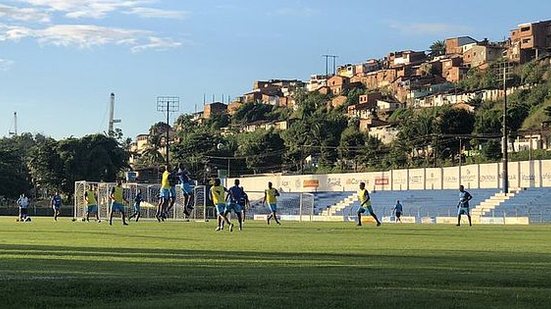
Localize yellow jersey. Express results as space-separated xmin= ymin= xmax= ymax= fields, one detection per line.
xmin=161 ymin=171 xmax=170 ymax=189
xmin=210 ymin=185 xmax=226 ymax=205
xmin=85 ymin=190 xmax=97 ymax=205
xmin=265 ymin=188 xmax=278 ymax=204
xmin=357 ymin=189 xmax=371 ymax=207
xmin=112 ymin=186 xmax=124 ymax=203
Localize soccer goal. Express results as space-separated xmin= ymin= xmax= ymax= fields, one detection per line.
xmin=73 ymin=181 xmax=208 ymax=221
xmin=244 ymin=191 xmax=315 ymax=221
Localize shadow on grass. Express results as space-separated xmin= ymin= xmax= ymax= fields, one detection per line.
xmin=1 ymin=244 xmax=551 ymax=308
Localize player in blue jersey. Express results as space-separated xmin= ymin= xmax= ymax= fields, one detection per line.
xmin=51 ymin=191 xmax=62 ymax=221
xmin=178 ymin=167 xmax=194 ymax=217
xmin=392 ymin=200 xmax=403 ymax=223
xmin=128 ymin=189 xmax=143 ymax=222
xmin=225 ymin=179 xmax=245 ymax=231
xmin=457 ymin=185 xmax=473 ymax=227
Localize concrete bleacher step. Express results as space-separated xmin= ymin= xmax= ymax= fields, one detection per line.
xmin=321 ymin=194 xmax=357 ymax=216
xmin=471 ymin=190 xmax=520 ymax=216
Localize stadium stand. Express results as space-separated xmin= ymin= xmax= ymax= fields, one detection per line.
xmin=315 ymin=189 xmax=499 ymax=218
xmin=488 ymin=187 xmax=551 ymax=223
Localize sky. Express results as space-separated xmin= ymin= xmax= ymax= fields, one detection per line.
xmin=1 ymin=0 xmax=550 ymax=140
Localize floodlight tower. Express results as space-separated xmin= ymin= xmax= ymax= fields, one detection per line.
xmin=108 ymin=93 xmax=121 ymax=136
xmin=156 ymin=96 xmax=180 ymax=168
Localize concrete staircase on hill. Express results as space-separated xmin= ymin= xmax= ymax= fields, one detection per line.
xmin=471 ymin=190 xmax=520 ymax=217
xmin=321 ymin=193 xmax=357 ymax=216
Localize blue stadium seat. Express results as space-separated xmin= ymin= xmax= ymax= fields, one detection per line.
xmin=487 ymin=188 xmax=551 ymax=223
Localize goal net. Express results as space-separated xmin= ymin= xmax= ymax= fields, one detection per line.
xmin=243 ymin=191 xmax=315 ymax=220
xmin=73 ymin=181 xmax=208 ymax=221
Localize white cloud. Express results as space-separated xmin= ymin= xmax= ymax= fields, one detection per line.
xmin=0 ymin=23 xmax=182 ymax=51
xmin=19 ymin=0 xmax=155 ymax=19
xmin=0 ymin=4 xmax=50 ymax=23
xmin=0 ymin=58 xmax=14 ymax=71
xmin=389 ymin=22 xmax=472 ymax=36
xmin=131 ymin=36 xmax=182 ymax=52
xmin=126 ymin=7 xmax=189 ymax=19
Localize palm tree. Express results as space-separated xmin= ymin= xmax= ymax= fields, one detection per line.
xmin=430 ymin=40 xmax=446 ymax=57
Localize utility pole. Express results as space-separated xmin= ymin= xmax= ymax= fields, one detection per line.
xmin=458 ymin=137 xmax=463 ymax=186
xmin=322 ymin=55 xmax=338 ymax=76
xmin=157 ymin=97 xmax=180 ymax=168
xmin=501 ymin=62 xmax=512 ymax=194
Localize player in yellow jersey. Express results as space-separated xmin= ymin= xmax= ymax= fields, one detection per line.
xmin=109 ymin=180 xmax=129 ymax=226
xmin=157 ymin=166 xmax=171 ymax=221
xmin=211 ymin=178 xmax=231 ymax=231
xmin=263 ymin=182 xmax=281 ymax=225
xmin=357 ymin=182 xmax=381 ymax=227
xmin=84 ymin=184 xmax=101 ymax=222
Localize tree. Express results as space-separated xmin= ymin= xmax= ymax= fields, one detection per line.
xmin=338 ymin=126 xmax=365 ymax=171
xmin=27 ymin=138 xmax=64 ymax=192
xmin=236 ymin=130 xmax=284 ymax=174
xmin=429 ymin=40 xmax=445 ymax=57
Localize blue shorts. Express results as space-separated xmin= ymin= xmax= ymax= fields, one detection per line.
xmin=181 ymin=183 xmax=193 ymax=195
xmin=133 ymin=203 xmax=141 ymax=212
xmin=170 ymin=187 xmax=177 ymax=198
xmin=226 ymin=203 xmax=243 ymax=214
xmin=87 ymin=205 xmax=98 ymax=213
xmin=161 ymin=188 xmax=171 ymax=199
xmin=111 ymin=202 xmax=125 ymax=213
xmin=268 ymin=203 xmax=277 ymax=212
xmin=53 ymin=205 xmax=61 ymax=210
xmin=458 ymin=207 xmax=470 ymax=215
xmin=215 ymin=203 xmax=226 ymax=215
xmin=358 ymin=205 xmax=374 ymax=214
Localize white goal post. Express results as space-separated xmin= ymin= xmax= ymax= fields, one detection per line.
xmin=73 ymin=181 xmax=208 ymax=221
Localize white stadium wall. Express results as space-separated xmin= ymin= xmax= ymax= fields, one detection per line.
xmin=232 ymin=160 xmax=551 ymax=193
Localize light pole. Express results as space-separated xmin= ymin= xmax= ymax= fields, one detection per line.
xmin=156 ymin=96 xmax=180 ymax=169
xmin=501 ymin=62 xmax=512 ymax=194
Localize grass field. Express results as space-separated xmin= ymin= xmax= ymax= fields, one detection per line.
xmin=1 ymin=218 xmax=551 ymax=308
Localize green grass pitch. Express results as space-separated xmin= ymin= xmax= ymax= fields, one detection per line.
xmin=1 ymin=217 xmax=550 ymax=308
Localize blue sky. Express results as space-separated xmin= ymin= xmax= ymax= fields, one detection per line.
xmin=1 ymin=0 xmax=550 ymax=139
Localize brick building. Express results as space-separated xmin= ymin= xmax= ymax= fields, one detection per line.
xmin=509 ymin=20 xmax=551 ymax=63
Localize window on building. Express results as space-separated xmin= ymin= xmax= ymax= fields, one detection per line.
xmin=521 ymin=26 xmax=530 ymax=32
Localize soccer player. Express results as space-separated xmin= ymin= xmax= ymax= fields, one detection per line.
xmin=211 ymin=178 xmax=230 ymax=231
xmin=225 ymin=179 xmax=245 ymax=231
xmin=157 ymin=166 xmax=171 ymax=221
xmin=457 ymin=185 xmax=473 ymax=227
xmin=109 ymin=180 xmax=129 ymax=226
xmin=356 ymin=182 xmax=381 ymax=227
xmin=128 ymin=189 xmax=143 ymax=222
xmin=263 ymin=182 xmax=281 ymax=225
xmin=17 ymin=193 xmax=30 ymax=222
xmin=51 ymin=191 xmax=62 ymax=221
xmin=392 ymin=200 xmax=403 ymax=223
xmin=164 ymin=167 xmax=178 ymax=217
xmin=84 ymin=185 xmax=100 ymax=222
xmin=240 ymin=188 xmax=250 ymax=226
xmin=178 ymin=167 xmax=194 ymax=217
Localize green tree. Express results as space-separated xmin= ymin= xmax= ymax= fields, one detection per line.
xmin=338 ymin=126 xmax=365 ymax=171
xmin=236 ymin=130 xmax=284 ymax=174
xmin=429 ymin=40 xmax=445 ymax=57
